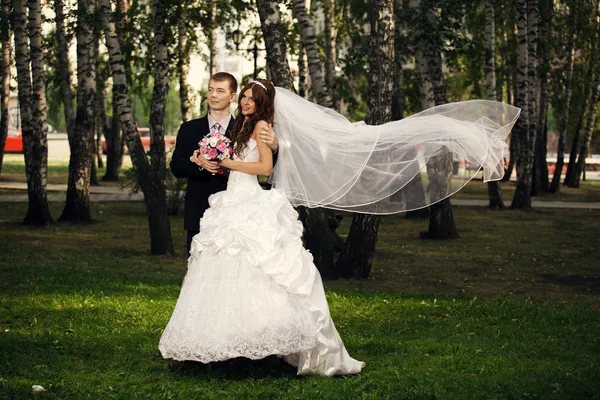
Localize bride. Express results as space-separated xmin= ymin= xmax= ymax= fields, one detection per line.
xmin=158 ymin=79 xmax=520 ymax=376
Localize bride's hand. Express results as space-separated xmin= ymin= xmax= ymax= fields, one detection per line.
xmin=219 ymin=157 xmax=233 ymax=169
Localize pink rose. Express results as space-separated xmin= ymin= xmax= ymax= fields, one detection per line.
xmin=213 ymin=133 xmax=223 ymax=140
xmin=207 ymin=148 xmax=218 ymax=159
xmin=216 ymin=141 xmax=227 ymax=152
xmin=200 ymin=146 xmax=208 ymax=154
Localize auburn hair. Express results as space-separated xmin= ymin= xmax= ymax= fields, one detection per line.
xmin=231 ymin=79 xmax=275 ymax=158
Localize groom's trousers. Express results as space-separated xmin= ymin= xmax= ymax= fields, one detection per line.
xmin=187 ymin=230 xmax=199 ymax=254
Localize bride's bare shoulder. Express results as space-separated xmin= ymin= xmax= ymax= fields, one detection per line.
xmin=253 ymin=120 xmax=269 ymax=131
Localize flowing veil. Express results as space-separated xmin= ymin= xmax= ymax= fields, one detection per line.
xmin=269 ymin=87 xmax=520 ymax=214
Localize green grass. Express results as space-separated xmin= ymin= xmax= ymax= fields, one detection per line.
xmin=1 ymin=202 xmax=600 ymax=398
xmin=0 ymin=156 xmax=132 ymax=188
xmin=453 ymin=180 xmax=600 ymax=203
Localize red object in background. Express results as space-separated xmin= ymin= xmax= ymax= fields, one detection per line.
xmin=3 ymin=126 xmax=23 ymax=153
xmin=101 ymin=127 xmax=177 ymax=154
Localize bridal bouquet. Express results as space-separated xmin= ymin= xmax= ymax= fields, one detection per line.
xmin=198 ymin=132 xmax=233 ymax=175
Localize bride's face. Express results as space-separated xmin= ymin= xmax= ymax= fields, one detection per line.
xmin=240 ymin=89 xmax=256 ymax=117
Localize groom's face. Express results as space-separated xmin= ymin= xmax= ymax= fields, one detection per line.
xmin=207 ymin=79 xmax=236 ymax=112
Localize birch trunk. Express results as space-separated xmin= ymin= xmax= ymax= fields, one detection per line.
xmin=292 ymin=0 xmax=333 ymax=107
xmin=335 ymin=0 xmax=395 ymax=279
xmin=256 ymin=0 xmax=295 ymax=90
xmin=177 ymin=4 xmax=192 ymax=122
xmin=100 ymin=0 xmax=175 ymax=255
xmin=15 ymin=0 xmax=53 ymax=225
xmin=511 ymin=0 xmax=531 ymax=209
xmin=59 ymin=0 xmax=96 ymax=222
xmin=485 ymin=1 xmax=505 ymax=209
xmin=0 ymin=0 xmax=10 ymax=174
xmin=550 ymin=4 xmax=575 ymax=193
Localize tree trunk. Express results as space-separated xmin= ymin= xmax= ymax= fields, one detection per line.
xmin=297 ymin=39 xmax=307 ymax=97
xmin=100 ymin=0 xmax=175 ymax=255
xmin=256 ymin=0 xmax=295 ymax=90
xmin=484 ymin=1 xmax=505 ymax=209
xmin=532 ymin=0 xmax=550 ymax=195
xmin=95 ymin=40 xmax=108 ymax=171
xmin=573 ymin=53 xmax=600 ymax=187
xmin=102 ymin=94 xmax=122 ymax=181
xmin=0 ymin=0 xmax=10 ymax=175
xmin=54 ymin=0 xmax=74 ymax=139
xmin=96 ymin=91 xmax=108 ymax=170
xmin=59 ymin=0 xmax=96 ymax=222
xmin=419 ymin=0 xmax=458 ymax=239
xmin=335 ymin=0 xmax=395 ymax=279
xmin=259 ymin=0 xmax=339 ymax=276
xmin=323 ymin=0 xmax=337 ymax=109
xmin=550 ymin=4 xmax=575 ymax=193
xmin=90 ymin=35 xmax=101 ymax=185
xmin=565 ymin=0 xmax=599 ymax=186
xmin=102 ymin=2 xmax=127 ymax=182
xmin=511 ymin=0 xmax=531 ymax=209
xmin=15 ymin=0 xmax=53 ymax=225
xmin=292 ymin=0 xmax=333 ymax=107
xmin=404 ymin=3 xmax=430 ymax=220
xmin=526 ymin=0 xmax=538 ymax=197
xmin=147 ymin=0 xmax=175 ymax=255
xmin=208 ymin=0 xmax=216 ymax=75
xmin=177 ymin=4 xmax=192 ymax=122
xmin=564 ymin=111 xmax=583 ymax=186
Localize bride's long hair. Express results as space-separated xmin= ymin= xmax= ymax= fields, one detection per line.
xmin=231 ymin=79 xmax=275 ymax=158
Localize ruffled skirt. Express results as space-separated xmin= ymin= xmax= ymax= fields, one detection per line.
xmin=159 ymin=181 xmax=364 ymax=376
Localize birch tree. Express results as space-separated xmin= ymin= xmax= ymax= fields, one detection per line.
xmin=14 ymin=0 xmax=53 ymax=225
xmin=99 ymin=0 xmax=174 ymax=255
xmin=511 ymin=0 xmax=531 ymax=209
xmin=59 ymin=0 xmax=96 ymax=222
xmin=335 ymin=0 xmax=395 ymax=279
xmin=550 ymin=3 xmax=576 ymax=193
xmin=0 ymin=0 xmax=10 ymax=174
xmin=485 ymin=1 xmax=505 ymax=208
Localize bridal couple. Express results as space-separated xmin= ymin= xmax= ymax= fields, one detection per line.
xmin=158 ymin=72 xmax=520 ymax=376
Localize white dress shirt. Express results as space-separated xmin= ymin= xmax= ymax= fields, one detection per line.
xmin=207 ymin=112 xmax=232 ymax=135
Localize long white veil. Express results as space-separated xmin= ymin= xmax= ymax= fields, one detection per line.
xmin=269 ymin=87 xmax=520 ymax=214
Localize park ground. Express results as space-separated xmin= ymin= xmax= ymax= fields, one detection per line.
xmin=1 ymin=157 xmax=599 ymax=399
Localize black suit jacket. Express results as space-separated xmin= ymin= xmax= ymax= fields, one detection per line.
xmin=171 ymin=115 xmax=279 ymax=231
xmin=170 ymin=115 xmax=230 ymax=231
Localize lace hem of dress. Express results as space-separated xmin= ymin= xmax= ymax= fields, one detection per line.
xmin=159 ymin=330 xmax=317 ymax=363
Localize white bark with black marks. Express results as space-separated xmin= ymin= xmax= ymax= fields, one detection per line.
xmin=100 ymin=0 xmax=175 ymax=255
xmin=511 ymin=0 xmax=531 ymax=209
xmin=292 ymin=0 xmax=332 ymax=107
xmin=335 ymin=0 xmax=395 ymax=279
xmin=258 ymin=0 xmax=338 ymax=278
xmin=14 ymin=0 xmax=53 ymax=225
xmin=573 ymin=36 xmax=600 ymax=187
xmin=208 ymin=0 xmax=216 ymax=75
xmin=525 ymin=0 xmax=539 ymax=198
xmin=256 ymin=0 xmax=294 ymax=90
xmin=177 ymin=4 xmax=192 ymax=122
xmin=0 ymin=0 xmax=11 ymax=174
xmin=54 ymin=0 xmax=75 ymax=139
xmin=550 ymin=3 xmax=574 ymax=193
xmin=59 ymin=0 xmax=96 ymax=222
xmin=323 ymin=0 xmax=337 ymax=109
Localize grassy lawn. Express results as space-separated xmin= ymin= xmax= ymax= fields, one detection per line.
xmin=1 ymin=201 xmax=599 ymax=399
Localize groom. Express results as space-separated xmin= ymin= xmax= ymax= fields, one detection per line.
xmin=170 ymin=72 xmax=278 ymax=253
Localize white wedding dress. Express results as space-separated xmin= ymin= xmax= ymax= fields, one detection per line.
xmin=159 ymin=138 xmax=365 ymax=376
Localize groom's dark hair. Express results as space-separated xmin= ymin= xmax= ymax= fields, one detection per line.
xmin=210 ymin=72 xmax=238 ymax=93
